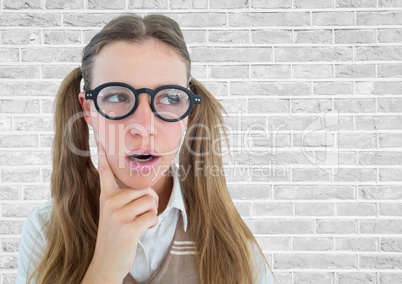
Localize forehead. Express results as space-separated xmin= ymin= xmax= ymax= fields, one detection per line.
xmin=91 ymin=39 xmax=188 ymax=89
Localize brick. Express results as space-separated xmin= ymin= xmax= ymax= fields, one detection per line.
xmin=313 ymin=12 xmax=354 ymax=26
xmin=208 ymin=31 xmax=248 ymax=44
xmin=0 ymin=118 xmax=12 ymax=131
xmin=0 ymin=186 xmax=21 ymax=200
xmin=252 ymin=202 xmax=293 ymax=216
xmin=169 ymin=0 xmax=207 ymax=9
xmin=190 ymin=65 xmax=207 ymax=79
xmin=335 ymin=29 xmax=375 ymax=44
xmin=252 ymin=0 xmax=292 ymax=8
xmin=219 ymin=99 xmax=247 ymax=113
xmin=336 ymin=0 xmax=376 ymax=7
xmin=334 ymin=168 xmax=376 ymax=182
xmin=234 ymin=202 xmax=251 ymax=217
xmin=336 ymin=238 xmax=378 ymax=251
xmin=252 ymin=65 xmax=291 ymax=79
xmin=128 ymin=0 xmax=166 ymax=8
xmin=274 ymin=273 xmax=292 ymax=284
xmin=378 ymin=28 xmax=402 ymax=43
xmin=231 ymin=82 xmax=310 ymax=97
xmin=356 ymin=46 xmax=402 ymax=61
xmin=15 ymin=117 xmax=53 ymax=131
xmin=380 ymin=203 xmax=402 ymax=216
xmin=380 ymin=273 xmax=402 ymax=284
xmin=0 ymin=13 xmax=61 ymax=26
xmin=210 ymin=0 xmax=248 ymax=8
xmin=293 ymin=133 xmax=336 ymax=147
xmin=360 ymin=151 xmax=402 ymax=165
xmin=334 ymin=99 xmax=376 ymax=113
xmin=294 ymin=29 xmax=332 ymax=44
xmin=250 ymin=166 xmax=290 ymax=182
xmin=268 ymin=115 xmax=353 ymax=131
xmin=3 ymin=275 xmax=17 ymax=284
xmin=209 ymin=65 xmax=249 ymax=79
xmin=23 ymin=185 xmax=51 ymax=200
xmin=229 ymin=12 xmax=310 ymax=27
xmin=232 ymin=132 xmax=291 ymax=148
xmin=202 ymin=81 xmax=228 ymax=96
xmin=191 ymin=47 xmax=272 ymax=62
xmin=40 ymin=99 xmax=54 ymax=113
xmin=1 ymin=169 xmax=40 ymax=182
xmin=337 ymin=273 xmax=377 ymax=284
xmin=0 ymin=66 xmax=40 ymax=79
xmin=0 ymin=49 xmax=19 ymax=62
xmin=0 ymin=151 xmax=50 ymax=166
xmin=378 ymin=98 xmax=402 ymax=113
xmin=227 ymin=183 xmax=271 ymax=200
xmin=336 ymin=203 xmax=376 ymax=216
xmin=295 ymin=203 xmax=334 ymax=216
xmin=274 ymin=254 xmax=357 ymax=269
xmin=251 ymin=30 xmax=292 ymax=44
xmin=230 ymin=150 xmax=311 ymax=165
xmin=1 ymin=203 xmax=39 ymax=218
xmin=182 ymin=30 xmax=206 ymax=45
xmin=276 ymin=47 xmax=353 ymax=62
xmin=293 ymin=64 xmax=333 ymax=79
xmin=1 ymin=238 xmax=20 ymax=253
xmin=379 ymin=133 xmax=402 ymax=148
xmin=0 ymin=256 xmax=17 ymax=269
xmin=361 ymin=220 xmax=402 ymax=234
xmin=42 ymin=65 xmax=79 ymax=79
xmin=356 ymin=116 xmax=402 ymax=130
xmin=293 ymin=237 xmax=333 ymax=251
xmin=294 ymin=0 xmax=333 ymax=8
xmin=378 ymin=64 xmax=402 ymax=78
xmin=4 ymin=0 xmax=42 ymax=9
xmin=1 ymin=29 xmax=41 ymax=45
xmin=82 ymin=29 xmax=101 ymax=44
xmin=40 ymin=135 xmax=55 ymax=148
xmin=44 ymin=30 xmax=81 ymax=45
xmin=356 ymin=81 xmax=402 ymax=96
xmin=64 ymin=13 xmax=121 ymax=27
xmin=357 ymin=11 xmax=402 ymax=25
xmin=335 ymin=64 xmax=376 ymax=78
xmin=165 ymin=13 xmax=226 ymax=28
xmin=88 ymin=0 xmax=125 ymax=9
xmin=291 ymin=99 xmax=332 ymax=113
xmin=381 ymin=238 xmax=402 ymax=252
xmin=46 ymin=0 xmax=83 ymax=9
xmin=361 ymin=255 xmax=402 ymax=269
xmin=338 ymin=133 xmax=376 ymax=148
xmin=380 ymin=168 xmax=402 ymax=182
xmin=294 ymin=273 xmax=335 ymax=284
xmin=0 ymin=100 xmax=40 ymax=114
xmin=317 ymin=219 xmax=358 ymax=234
xmin=0 ymin=82 xmax=59 ymax=97
xmin=379 ymin=0 xmax=402 ymax=6
xmin=0 ymin=221 xmax=24 ymax=234
xmin=224 ymin=115 xmax=266 ymax=131
xmin=248 ymin=99 xmax=290 ymax=113
xmin=251 ymin=220 xmax=314 ymax=234
xmin=22 ymin=47 xmax=82 ymax=63
xmin=42 ymin=168 xmax=52 ymax=182
xmin=255 ymin=237 xmax=291 ymax=251
xmin=292 ymin=168 xmax=331 ymax=182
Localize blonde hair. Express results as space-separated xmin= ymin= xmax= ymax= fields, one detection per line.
xmin=30 ymin=14 xmax=267 ymax=283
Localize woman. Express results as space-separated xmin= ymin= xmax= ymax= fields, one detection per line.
xmin=17 ymin=14 xmax=273 ymax=284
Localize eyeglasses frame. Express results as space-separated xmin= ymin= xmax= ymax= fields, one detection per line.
xmin=84 ymin=82 xmax=202 ymax=122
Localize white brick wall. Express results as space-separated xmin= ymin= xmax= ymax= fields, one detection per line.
xmin=0 ymin=1 xmax=401 ymax=283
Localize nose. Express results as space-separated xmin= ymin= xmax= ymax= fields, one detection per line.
xmin=128 ymin=93 xmax=157 ymax=136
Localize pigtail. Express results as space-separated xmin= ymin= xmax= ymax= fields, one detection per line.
xmin=30 ymin=67 xmax=100 ymax=283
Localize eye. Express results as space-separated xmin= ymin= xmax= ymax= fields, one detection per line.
xmin=102 ymin=93 xmax=131 ymax=103
xmin=158 ymin=90 xmax=183 ymax=105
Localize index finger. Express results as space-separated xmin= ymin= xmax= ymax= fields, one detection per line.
xmin=97 ymin=138 xmax=120 ymax=195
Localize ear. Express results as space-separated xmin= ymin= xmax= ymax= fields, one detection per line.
xmin=78 ymin=92 xmax=94 ymax=126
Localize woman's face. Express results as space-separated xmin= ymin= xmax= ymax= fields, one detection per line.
xmin=79 ymin=39 xmax=188 ymax=194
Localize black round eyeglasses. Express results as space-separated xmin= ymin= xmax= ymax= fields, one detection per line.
xmin=85 ymin=82 xmax=202 ymax=122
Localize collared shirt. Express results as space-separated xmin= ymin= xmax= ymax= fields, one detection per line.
xmin=16 ymin=172 xmax=272 ymax=284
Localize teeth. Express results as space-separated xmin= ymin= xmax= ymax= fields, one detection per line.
xmin=130 ymin=154 xmax=153 ymax=162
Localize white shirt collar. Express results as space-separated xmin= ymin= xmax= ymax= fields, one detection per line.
xmin=161 ymin=164 xmax=188 ymax=232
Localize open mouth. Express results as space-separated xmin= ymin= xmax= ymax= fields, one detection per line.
xmin=129 ymin=154 xmax=157 ymax=162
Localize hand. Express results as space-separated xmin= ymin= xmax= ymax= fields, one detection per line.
xmin=82 ymin=141 xmax=159 ymax=283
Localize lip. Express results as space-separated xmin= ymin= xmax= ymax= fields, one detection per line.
xmin=126 ymin=148 xmax=161 ymax=173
